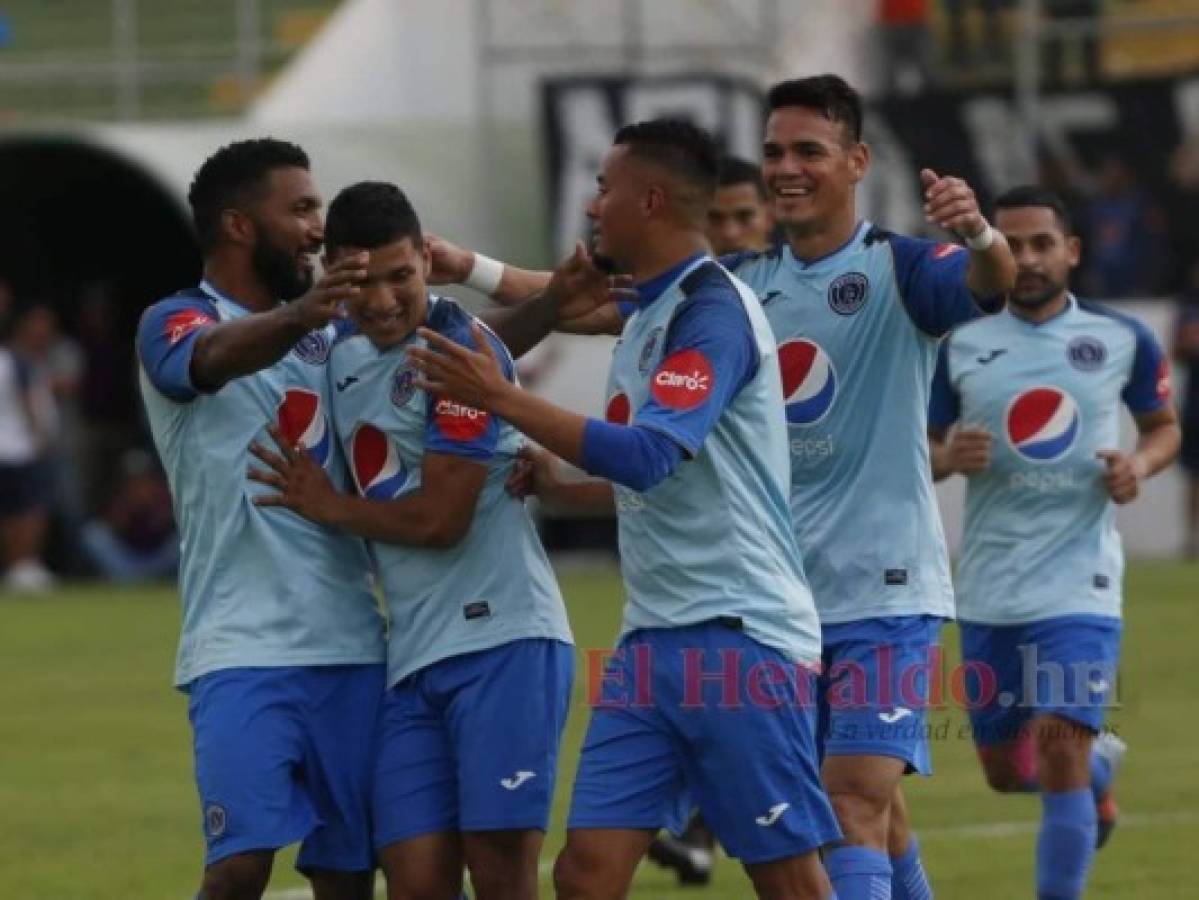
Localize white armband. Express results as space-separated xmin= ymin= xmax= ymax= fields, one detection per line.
xmin=465 ymin=253 xmax=504 ymax=295
xmin=964 ymin=223 xmax=996 ymax=252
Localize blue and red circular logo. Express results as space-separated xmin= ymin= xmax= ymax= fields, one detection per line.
xmin=1005 ymin=387 xmax=1080 ymax=462
xmin=778 ymin=339 xmax=837 ymax=425
xmin=276 ymin=388 xmax=331 ymax=467
xmin=351 ymin=423 xmax=409 ymax=499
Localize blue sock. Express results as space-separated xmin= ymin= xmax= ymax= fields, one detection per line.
xmin=1036 ymin=789 xmax=1097 ymax=900
xmin=825 ymin=845 xmax=892 ymax=900
xmin=891 ymin=835 xmax=933 ymax=900
xmin=1090 ymin=748 xmax=1113 ymax=802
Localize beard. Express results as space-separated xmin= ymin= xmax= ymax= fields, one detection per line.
xmin=252 ymin=230 xmax=313 ymax=301
xmin=1009 ymin=274 xmax=1066 ymax=311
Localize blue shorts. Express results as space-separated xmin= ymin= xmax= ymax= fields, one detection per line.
xmin=187 ymin=664 xmax=385 ymax=871
xmin=568 ymin=622 xmax=841 ymax=865
xmin=373 ymin=639 xmax=574 ymax=848
xmin=959 ymin=615 xmax=1122 ymax=746
xmin=816 ymin=615 xmax=944 ymax=775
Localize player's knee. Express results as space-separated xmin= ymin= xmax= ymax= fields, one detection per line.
xmin=199 ymin=853 xmax=272 ymax=900
xmin=982 ymin=763 xmax=1026 ymax=793
xmin=552 ymin=844 xmax=616 ymax=900
xmin=828 ymin=789 xmax=891 ymax=846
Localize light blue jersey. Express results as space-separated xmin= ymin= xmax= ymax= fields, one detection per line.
xmin=327 ymin=295 xmax=572 ymax=687
xmin=137 ymin=283 xmax=385 ymax=687
xmin=930 ymin=296 xmax=1171 ymax=624
xmin=727 ymin=222 xmax=989 ymax=624
xmin=605 ymin=257 xmax=821 ymax=666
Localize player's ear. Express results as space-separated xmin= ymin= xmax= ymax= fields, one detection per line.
xmin=221 ymin=208 xmax=254 ymax=247
xmin=1066 ymin=235 xmax=1082 ymax=269
xmin=419 ymin=234 xmax=432 ymax=278
xmin=847 ymin=141 xmax=870 ymax=185
xmin=643 ymin=184 xmax=666 ymax=218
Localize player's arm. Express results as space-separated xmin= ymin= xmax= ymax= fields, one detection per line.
xmin=428 ymin=235 xmax=628 ymax=342
xmin=507 ymin=444 xmax=615 ymax=514
xmin=921 ymin=168 xmax=1016 ymax=301
xmin=187 ymin=254 xmax=367 ymax=391
xmin=409 ymin=286 xmax=756 ymax=492
xmin=927 ymin=338 xmax=991 ymax=480
xmin=1173 ymin=307 xmax=1199 ymax=362
xmin=1097 ymin=328 xmax=1181 ymax=503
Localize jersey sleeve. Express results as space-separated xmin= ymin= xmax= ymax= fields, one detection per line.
xmin=135 ymin=295 xmax=220 ymax=403
xmin=424 ymin=319 xmax=511 ymax=461
xmin=928 ymin=339 xmax=961 ymax=430
xmin=1122 ymin=318 xmax=1172 ymax=415
xmin=889 ymin=233 xmax=988 ymax=337
xmin=632 ymin=286 xmax=759 ymax=457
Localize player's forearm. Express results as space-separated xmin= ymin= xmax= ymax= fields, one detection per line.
xmin=1133 ymin=422 xmax=1183 ymax=479
xmin=964 ymin=232 xmax=1016 ymax=303
xmin=543 ymin=478 xmax=616 ymax=515
xmin=190 ymin=305 xmax=310 ymax=391
xmin=488 ymin=383 xmax=588 ymax=468
xmin=556 ymin=304 xmax=625 ymax=336
xmin=487 ymin=263 xmax=552 ymax=307
xmin=324 ymin=491 xmax=470 ymax=549
xmin=478 ymin=290 xmax=562 ymax=359
xmin=928 ymin=436 xmax=956 ymax=481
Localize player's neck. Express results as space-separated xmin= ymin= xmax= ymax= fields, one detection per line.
xmin=783 ymin=211 xmax=859 ymax=264
xmin=201 ymin=257 xmax=277 ymax=314
xmin=1010 ymin=291 xmax=1070 ymax=324
xmin=628 ymin=233 xmax=709 ymax=283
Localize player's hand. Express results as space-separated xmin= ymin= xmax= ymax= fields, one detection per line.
xmin=1097 ymin=449 xmax=1147 ymax=504
xmin=949 ymin=425 xmax=993 ymax=474
xmin=408 ymin=322 xmax=510 ymax=411
xmin=545 ymin=241 xmax=637 ymax=324
xmin=506 ymin=444 xmax=564 ymax=500
xmin=287 ymin=252 xmax=367 ymax=331
xmin=248 ymin=423 xmax=341 ymax=523
xmin=425 ymin=234 xmax=475 ymax=286
xmin=921 ymin=169 xmax=987 ymax=242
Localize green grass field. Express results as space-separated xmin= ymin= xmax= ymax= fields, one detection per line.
xmin=1 ymin=561 xmax=1196 ymax=898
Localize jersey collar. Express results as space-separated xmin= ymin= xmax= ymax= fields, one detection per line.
xmin=784 ymin=220 xmax=868 ymax=270
xmin=634 ymin=252 xmax=708 ymax=308
xmin=198 ymin=279 xmax=252 ymax=317
xmin=1006 ymin=292 xmax=1077 ymax=328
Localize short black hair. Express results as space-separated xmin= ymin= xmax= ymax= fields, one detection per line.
xmin=717 ymin=155 xmax=767 ymax=201
xmin=187 ymin=138 xmax=310 ymax=251
xmin=994 ymin=185 xmax=1074 ymax=234
xmin=613 ymin=118 xmax=720 ymax=203
xmin=324 ymin=181 xmax=423 ymax=256
xmin=766 ymin=75 xmax=863 ymax=143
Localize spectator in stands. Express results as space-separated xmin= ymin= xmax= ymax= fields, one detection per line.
xmin=82 ymin=448 xmax=179 ymax=582
xmin=1045 ymin=0 xmax=1102 ymax=86
xmin=0 ymin=308 xmax=55 ymax=592
xmin=1174 ymin=277 xmax=1199 ymax=558
xmin=1080 ymin=155 xmax=1164 ymax=298
xmin=1162 ymin=141 xmax=1199 ymax=295
xmin=877 ymin=0 xmax=933 ymax=95
xmin=944 ymin=0 xmax=1008 ymax=70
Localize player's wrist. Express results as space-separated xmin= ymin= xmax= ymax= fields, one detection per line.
xmin=963 ymin=221 xmax=995 ymax=252
xmin=465 ymin=252 xmax=504 ymax=295
xmin=1130 ymin=453 xmax=1150 ymax=481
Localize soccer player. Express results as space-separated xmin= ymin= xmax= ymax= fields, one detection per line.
xmin=433 ymin=75 xmax=1015 ymax=899
xmin=929 ymin=185 xmax=1180 ymax=900
xmin=136 ymin=139 xmax=386 ymax=900
xmin=246 ymin=180 xmax=575 ymax=900
xmin=707 ymin=155 xmax=775 ymax=256
xmin=411 ymin=119 xmax=841 ymax=899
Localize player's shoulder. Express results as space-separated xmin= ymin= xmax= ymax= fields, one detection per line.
xmin=140 ymin=287 xmax=218 ymax=324
xmin=718 ymin=240 xmax=785 ymax=276
xmin=137 ymin=288 xmax=220 ymax=351
xmin=868 ymin=223 xmax=964 ymax=264
xmin=1075 ymin=297 xmax=1157 ymax=345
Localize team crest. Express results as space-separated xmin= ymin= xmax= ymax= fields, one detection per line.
xmin=828 ymin=273 xmax=869 ymax=316
xmin=205 ymin=803 xmax=227 ymax=838
xmin=391 ymin=365 xmax=417 ymax=407
xmin=639 ymin=327 xmax=664 ymax=374
xmin=1067 ymin=336 xmax=1106 ymax=372
xmin=293 ymin=331 xmax=330 ymax=365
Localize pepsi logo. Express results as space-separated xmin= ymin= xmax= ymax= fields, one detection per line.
xmin=276 ymin=388 xmax=332 ymax=467
xmin=351 ymin=423 xmax=409 ymax=499
xmin=778 ymin=339 xmax=837 ymax=425
xmin=651 ymin=349 xmax=713 ymax=411
xmin=434 ymin=398 xmax=489 ymax=442
xmin=1005 ymin=387 xmax=1080 ymax=462
xmin=606 ymin=391 xmax=631 ymax=424
xmin=164 ymin=309 xmax=214 ymax=345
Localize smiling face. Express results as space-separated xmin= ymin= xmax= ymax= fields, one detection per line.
xmin=330 ymin=237 xmax=430 ymax=350
xmin=762 ymin=106 xmax=868 ymax=239
xmin=245 ymin=166 xmax=324 ymax=300
xmin=995 ymin=205 xmax=1080 ymax=312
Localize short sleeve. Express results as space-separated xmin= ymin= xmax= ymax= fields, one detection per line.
xmin=928 ymin=339 xmax=961 ymax=430
xmin=136 ymin=295 xmax=219 ymax=403
xmin=888 ymin=233 xmax=984 ymax=337
xmin=1122 ymin=319 xmax=1172 ymax=415
xmin=424 ymin=318 xmax=510 ymax=461
xmin=633 ymin=274 xmax=759 ymax=457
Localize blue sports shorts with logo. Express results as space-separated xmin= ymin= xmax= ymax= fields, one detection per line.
xmin=959 ymin=614 xmax=1122 ymax=746
xmin=372 ymin=638 xmax=574 ymax=849
xmin=816 ymin=615 xmax=944 ymax=775
xmin=568 ymin=621 xmax=841 ymax=865
xmin=186 ymin=664 xmax=385 ymax=870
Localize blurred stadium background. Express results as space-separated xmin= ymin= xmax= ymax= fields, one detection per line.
xmin=0 ymin=1 xmax=1197 ymax=897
